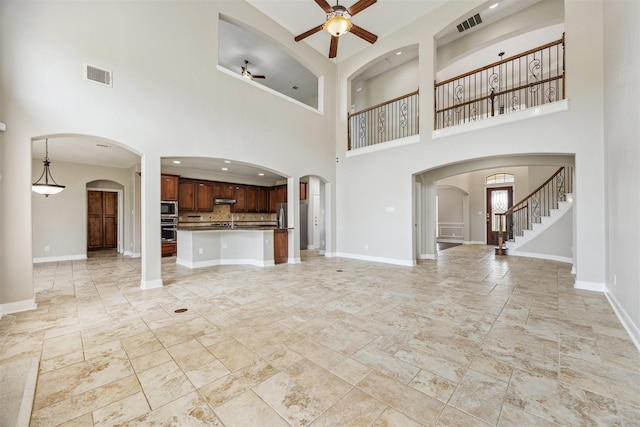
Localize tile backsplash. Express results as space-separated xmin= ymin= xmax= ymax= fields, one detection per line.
xmin=179 ymin=205 xmax=277 ymax=223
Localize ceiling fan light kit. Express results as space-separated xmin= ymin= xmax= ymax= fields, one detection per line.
xmin=324 ymin=6 xmax=352 ymax=37
xmin=295 ymin=0 xmax=378 ymax=58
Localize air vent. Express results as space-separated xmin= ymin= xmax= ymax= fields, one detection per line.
xmin=84 ymin=63 xmax=112 ymax=87
xmin=456 ymin=13 xmax=482 ymax=33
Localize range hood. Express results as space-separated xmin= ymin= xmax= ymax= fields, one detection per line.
xmin=214 ymin=198 xmax=236 ymax=205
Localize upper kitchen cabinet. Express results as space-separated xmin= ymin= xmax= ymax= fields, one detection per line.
xmin=178 ymin=179 xmax=214 ymax=212
xmin=195 ymin=181 xmax=214 ymax=212
xmin=178 ymin=179 xmax=195 ymax=211
xmin=233 ymin=185 xmax=247 ymax=212
xmin=246 ymin=186 xmax=258 ymax=212
xmin=161 ymin=174 xmax=179 ymax=201
xmin=257 ymin=187 xmax=269 ymax=213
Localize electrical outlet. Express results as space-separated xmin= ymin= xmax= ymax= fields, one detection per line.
xmin=365 ymin=244 xmax=369 ymax=250
xmin=44 ymin=246 xmax=50 ymax=252
xmin=222 ymin=244 xmax=227 ymax=249
xmin=198 ymin=248 xmax=203 ymax=255
xmin=613 ymin=274 xmax=617 ymax=287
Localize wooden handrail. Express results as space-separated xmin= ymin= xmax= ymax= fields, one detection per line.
xmin=348 ymin=90 xmax=419 ymax=118
xmin=506 ymin=166 xmax=566 ymax=215
xmin=435 ymin=37 xmax=564 ymax=88
xmin=435 ymin=75 xmax=563 ymax=114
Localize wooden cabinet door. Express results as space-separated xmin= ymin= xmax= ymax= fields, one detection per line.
xmin=178 ymin=180 xmax=195 ymax=211
xmin=257 ymin=187 xmax=269 ymax=212
xmin=195 ymin=181 xmax=213 ymax=211
xmin=161 ymin=174 xmax=179 ymax=201
xmin=88 ymin=190 xmax=118 ymax=250
xmin=246 ymin=186 xmax=258 ymax=212
xmin=233 ymin=185 xmax=247 ymax=212
xmin=222 ymin=183 xmax=235 ymax=199
xmin=274 ymin=229 xmax=288 ymax=264
xmin=269 ymin=187 xmax=278 ymax=212
xmin=300 ymin=182 xmax=308 ymax=201
xmin=213 ymin=182 xmax=225 ymax=199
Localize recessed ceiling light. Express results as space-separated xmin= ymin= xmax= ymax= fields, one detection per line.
xmin=396 ymin=51 xmax=402 ymax=55
xmin=489 ymin=2 xmax=499 ymax=9
xmin=173 ymin=160 xmax=181 ymax=164
xmin=221 ymin=167 xmax=228 ymax=171
xmin=259 ymin=173 xmax=264 ymax=176
xmin=224 ymin=160 xmax=231 ymax=164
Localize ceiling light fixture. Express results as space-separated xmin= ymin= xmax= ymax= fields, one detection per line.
xmin=173 ymin=160 xmax=181 ymax=164
xmin=224 ymin=160 xmax=231 ymax=164
xmin=259 ymin=173 xmax=265 ymax=176
xmin=32 ymin=138 xmax=65 ymax=197
xmin=489 ymin=2 xmax=499 ymax=9
xmin=324 ymin=5 xmax=352 ymax=37
xmin=222 ymin=167 xmax=229 ymax=171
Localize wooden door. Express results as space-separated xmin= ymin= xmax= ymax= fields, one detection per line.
xmin=486 ymin=186 xmax=512 ymax=246
xmin=88 ymin=190 xmax=118 ymax=250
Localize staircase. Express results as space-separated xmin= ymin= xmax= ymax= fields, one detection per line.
xmin=498 ymin=166 xmax=574 ymax=262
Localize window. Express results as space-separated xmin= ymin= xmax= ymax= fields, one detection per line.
xmin=486 ymin=173 xmax=514 ymax=185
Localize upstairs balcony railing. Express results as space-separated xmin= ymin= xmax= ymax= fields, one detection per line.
xmin=348 ymin=90 xmax=419 ymax=151
xmin=435 ymin=35 xmax=565 ymax=130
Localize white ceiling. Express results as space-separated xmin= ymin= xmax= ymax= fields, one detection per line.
xmin=35 ymin=0 xmax=557 ymax=180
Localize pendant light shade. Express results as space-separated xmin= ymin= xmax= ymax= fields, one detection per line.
xmin=32 ymin=138 xmax=65 ymax=197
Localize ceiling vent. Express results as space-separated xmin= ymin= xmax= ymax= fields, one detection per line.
xmin=456 ymin=13 xmax=482 ymax=33
xmin=84 ymin=63 xmax=112 ymax=87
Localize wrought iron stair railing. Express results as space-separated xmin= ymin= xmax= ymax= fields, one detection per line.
xmin=496 ymin=166 xmax=573 ymax=248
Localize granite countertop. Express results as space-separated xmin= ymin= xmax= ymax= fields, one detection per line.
xmin=178 ymin=223 xmax=288 ymax=231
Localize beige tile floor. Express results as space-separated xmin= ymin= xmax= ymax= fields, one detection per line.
xmin=1 ymin=245 xmax=639 ymax=426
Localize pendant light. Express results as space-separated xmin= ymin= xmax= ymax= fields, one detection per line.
xmin=32 ymin=138 xmax=65 ymax=197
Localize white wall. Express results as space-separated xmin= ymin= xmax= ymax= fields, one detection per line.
xmin=603 ymin=0 xmax=640 ymax=347
xmin=31 ymin=159 xmax=133 ymax=260
xmin=352 ymin=58 xmax=419 ymax=111
xmin=0 ymin=0 xmax=337 ymax=307
xmin=335 ymin=0 xmax=605 ymax=288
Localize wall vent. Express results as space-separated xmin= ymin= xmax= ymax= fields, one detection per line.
xmin=456 ymin=13 xmax=482 ymax=33
xmin=84 ymin=63 xmax=112 ymax=87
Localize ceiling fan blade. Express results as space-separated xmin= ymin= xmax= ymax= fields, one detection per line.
xmin=295 ymin=25 xmax=323 ymax=42
xmin=348 ymin=0 xmax=376 ymax=17
xmin=314 ymin=0 xmax=333 ymax=13
xmin=350 ymin=24 xmax=378 ymax=44
xmin=329 ymin=35 xmax=339 ymax=59
xmin=252 ymin=75 xmax=266 ymax=79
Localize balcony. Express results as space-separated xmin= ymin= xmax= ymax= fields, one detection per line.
xmin=435 ymin=35 xmax=565 ymax=130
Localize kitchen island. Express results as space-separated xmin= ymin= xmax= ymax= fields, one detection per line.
xmin=176 ymin=227 xmax=289 ymax=268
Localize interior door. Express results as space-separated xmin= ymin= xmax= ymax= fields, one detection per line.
xmin=486 ymin=186 xmax=512 ymax=246
xmin=88 ymin=190 xmax=118 ymax=250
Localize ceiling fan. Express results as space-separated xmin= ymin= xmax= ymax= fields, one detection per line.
xmin=241 ymin=60 xmax=265 ymax=80
xmin=294 ymin=0 xmax=378 ymax=59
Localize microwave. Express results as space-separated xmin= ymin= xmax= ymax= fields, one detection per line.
xmin=161 ymin=201 xmax=178 ymax=216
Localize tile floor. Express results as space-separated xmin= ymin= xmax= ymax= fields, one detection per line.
xmin=1 ymin=245 xmax=639 ymax=426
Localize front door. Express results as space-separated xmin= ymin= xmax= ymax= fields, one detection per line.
xmin=88 ymin=190 xmax=118 ymax=250
xmin=486 ymin=186 xmax=512 ymax=246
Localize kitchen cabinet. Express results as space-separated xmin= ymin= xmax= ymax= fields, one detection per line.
xmin=233 ymin=185 xmax=247 ymax=212
xmin=195 ymin=181 xmax=213 ymax=212
xmin=269 ymin=185 xmax=287 ymax=212
xmin=179 ymin=179 xmax=214 ymax=212
xmin=178 ymin=180 xmax=196 ymax=211
xmin=161 ymin=174 xmax=179 ymax=201
xmin=162 ymin=242 xmax=177 ymax=257
xmin=246 ymin=186 xmax=258 ymax=212
xmin=274 ymin=229 xmax=288 ymax=264
xmin=257 ymin=187 xmax=269 ymax=212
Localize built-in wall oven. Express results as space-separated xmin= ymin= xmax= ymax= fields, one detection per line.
xmin=161 ymin=201 xmax=178 ymax=242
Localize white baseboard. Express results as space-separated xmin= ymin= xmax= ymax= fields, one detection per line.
xmin=335 ymin=252 xmax=416 ymax=267
xmin=419 ymin=253 xmax=437 ymax=260
xmin=175 ymin=258 xmax=274 ymax=269
xmin=574 ymin=280 xmax=606 ymax=292
xmin=123 ymin=251 xmax=141 ymax=258
xmin=140 ymin=279 xmax=163 ymax=290
xmin=437 ymin=238 xmax=464 ymax=244
xmin=511 ymin=251 xmax=573 ymax=264
xmin=33 ymin=254 xmax=87 ymax=263
xmin=0 ymin=298 xmax=37 ymax=316
xmin=465 ymin=241 xmax=486 ymax=245
xmin=605 ymin=290 xmax=640 ymax=353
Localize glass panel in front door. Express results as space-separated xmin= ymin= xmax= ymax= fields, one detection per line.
xmin=491 ymin=189 xmax=508 ymax=232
